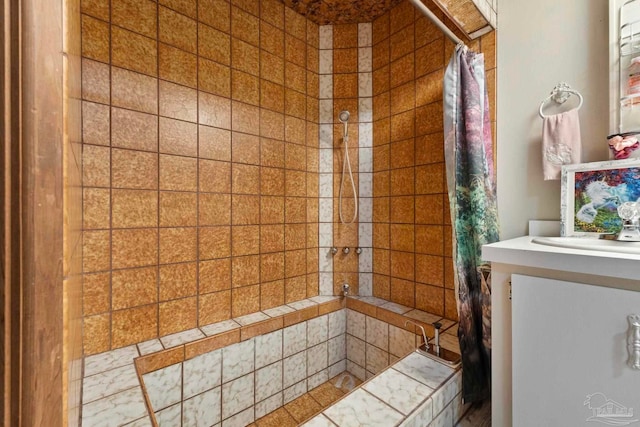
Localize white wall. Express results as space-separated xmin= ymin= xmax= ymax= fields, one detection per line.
xmin=497 ymin=0 xmax=609 ymax=239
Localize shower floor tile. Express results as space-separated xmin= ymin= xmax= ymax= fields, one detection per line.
xmin=251 ymin=372 xmax=359 ymax=426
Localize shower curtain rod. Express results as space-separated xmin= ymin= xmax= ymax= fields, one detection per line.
xmin=408 ymin=0 xmax=463 ymax=45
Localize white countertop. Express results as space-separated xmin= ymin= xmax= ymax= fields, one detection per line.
xmin=482 ymin=236 xmax=640 ymax=283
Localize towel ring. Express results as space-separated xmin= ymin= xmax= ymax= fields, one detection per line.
xmin=539 ymin=82 xmax=584 ymax=118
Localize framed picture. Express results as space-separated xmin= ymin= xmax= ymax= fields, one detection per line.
xmin=561 ymin=159 xmax=640 ymax=236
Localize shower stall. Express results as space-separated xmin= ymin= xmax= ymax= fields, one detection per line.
xmin=1 ymin=0 xmax=496 ymax=425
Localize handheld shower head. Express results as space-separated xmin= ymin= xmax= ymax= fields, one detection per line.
xmin=339 ymin=110 xmax=350 ymax=123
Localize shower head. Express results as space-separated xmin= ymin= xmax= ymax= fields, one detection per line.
xmin=338 ymin=110 xmax=350 ymax=123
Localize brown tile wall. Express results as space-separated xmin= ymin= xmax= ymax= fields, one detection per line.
xmin=370 ymin=0 xmax=496 ymax=320
xmin=80 ymin=0 xmax=320 ymax=355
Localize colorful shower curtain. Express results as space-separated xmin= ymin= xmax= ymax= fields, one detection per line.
xmin=443 ymin=43 xmax=499 ymax=403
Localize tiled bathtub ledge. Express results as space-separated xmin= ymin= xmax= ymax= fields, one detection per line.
xmin=80 ymin=296 xmax=459 ymax=426
xmin=301 ymin=352 xmax=467 ymax=427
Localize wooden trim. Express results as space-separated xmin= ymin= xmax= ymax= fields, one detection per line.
xmin=18 ymin=0 xmax=66 ymax=425
xmin=2 ymin=0 xmax=22 ymax=425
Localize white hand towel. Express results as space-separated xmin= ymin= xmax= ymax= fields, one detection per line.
xmin=542 ymin=109 xmax=581 ymax=180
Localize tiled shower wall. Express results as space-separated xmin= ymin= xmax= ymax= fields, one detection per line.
xmin=370 ymin=1 xmax=496 ymax=319
xmin=80 ymin=0 xmax=322 ymax=355
xmin=319 ymin=23 xmax=375 ymax=298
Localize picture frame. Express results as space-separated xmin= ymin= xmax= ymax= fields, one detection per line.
xmin=561 ymin=159 xmax=640 ymax=236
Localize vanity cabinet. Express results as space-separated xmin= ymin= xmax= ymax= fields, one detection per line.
xmin=511 ymin=274 xmax=640 ymax=427
xmin=482 ymin=236 xmax=640 ymax=427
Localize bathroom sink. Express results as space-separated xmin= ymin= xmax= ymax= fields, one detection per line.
xmin=531 ymin=236 xmax=640 ymax=255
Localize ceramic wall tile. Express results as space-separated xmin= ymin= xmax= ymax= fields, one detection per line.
xmin=328 ymin=359 xmax=347 ymax=379
xmin=366 ymin=316 xmax=389 ymax=350
xmin=222 ymin=407 xmax=254 ymax=427
xmin=359 ymin=222 xmax=373 ymax=246
xmin=360 ymin=194 xmax=372 ymax=219
xmin=137 ymin=339 xmax=164 ymax=356
xmin=318 ymin=248 xmax=333 ymax=272
xmin=319 ymin=272 xmax=334 ymax=295
xmin=183 ymin=349 xmax=222 ymax=399
xmin=359 ymin=272 xmax=373 ymax=296
xmin=222 ymin=338 xmax=255 ymax=383
xmin=319 ymin=25 xmax=333 ymax=49
xmin=255 ymin=392 xmax=283 ymax=419
xmin=318 ymin=199 xmax=333 ymax=223
xmin=359 ymin=122 xmax=373 ymax=146
xmin=234 ymin=311 xmax=269 ymax=326
xmin=394 ymin=352 xmax=454 ymax=390
xmin=319 ymin=74 xmax=333 ymax=99
xmin=319 ymin=124 xmax=333 ymax=149
xmin=263 ymin=304 xmax=295 ymax=317
xmin=142 ymin=363 xmax=182 ymax=411
xmin=323 ymin=389 xmax=403 ymax=427
xmin=358 ymin=72 xmax=373 ymax=97
xmin=288 ymin=299 xmax=317 ymax=310
xmin=346 ymin=335 xmax=365 ymax=367
xmin=319 ymin=99 xmax=333 ymax=124
xmin=307 ymin=314 xmax=329 ymax=347
xmin=347 ymin=359 xmax=366 ymax=381
xmin=84 ymin=345 xmax=139 ymax=377
xmin=366 ymin=343 xmax=389 ymax=374
xmin=358 ymin=23 xmax=372 ymax=47
xmin=359 ymin=98 xmax=373 ymax=124
xmin=160 ymin=328 xmax=205 ymax=349
xmin=155 ymin=402 xmax=182 ymax=427
xmin=319 ymin=148 xmax=333 ymax=173
xmin=283 ymin=351 xmax=307 ymax=389
xmin=319 ymin=223 xmax=333 ymax=247
xmin=307 ymin=342 xmax=328 ymax=375
xmin=430 ymin=371 xmax=461 ymax=417
xmin=255 ymin=360 xmax=283 ymax=402
xmin=319 ymin=174 xmax=333 ymax=199
xmin=346 ymin=309 xmax=365 ymax=340
xmin=200 ymin=319 xmax=240 ymax=337
xmin=364 ymin=368 xmax=433 ymax=415
xmin=182 ymin=387 xmax=222 ymax=427
xmin=83 ymin=363 xmax=139 ymax=404
xmin=358 ymin=48 xmax=372 ymax=72
xmin=283 ymin=380 xmax=307 ymax=404
xmin=389 ymin=325 xmax=416 ymax=358
xmin=255 ymin=329 xmax=283 ymax=369
xmin=427 ymin=401 xmax=453 ymax=427
xmin=81 ymin=386 xmax=149 ymax=427
xmin=328 ymin=335 xmax=346 ymax=366
xmin=327 ymin=310 xmax=346 ymax=338
xmin=221 ymin=373 xmax=254 ymax=419
xmin=308 ymin=368 xmax=329 ymax=390
xmin=283 ymin=322 xmax=307 ymax=357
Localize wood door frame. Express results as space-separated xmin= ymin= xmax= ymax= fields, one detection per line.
xmin=2 ymin=0 xmax=67 ymax=425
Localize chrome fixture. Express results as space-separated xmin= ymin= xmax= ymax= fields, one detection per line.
xmin=355 ymin=247 xmax=362 ymax=255
xmin=629 ymin=314 xmax=640 ymax=370
xmin=432 ymin=322 xmax=442 ymax=356
xmin=342 ymin=283 xmax=350 ymax=297
xmin=338 ymin=111 xmax=358 ymax=224
xmin=342 ymin=247 xmax=350 ymax=254
xmin=616 ymin=202 xmax=640 ymax=241
xmin=404 ymin=320 xmax=429 ymax=352
xmin=330 ymin=247 xmax=338 ymax=255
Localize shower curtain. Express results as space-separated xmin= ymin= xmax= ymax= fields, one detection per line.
xmin=443 ymin=43 xmax=499 ymax=403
